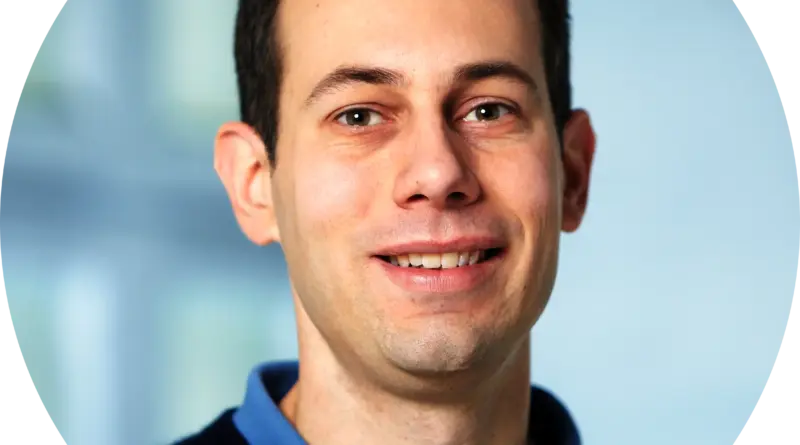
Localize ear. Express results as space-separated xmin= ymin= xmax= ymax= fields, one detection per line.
xmin=214 ymin=121 xmax=280 ymax=245
xmin=560 ymin=109 xmax=596 ymax=233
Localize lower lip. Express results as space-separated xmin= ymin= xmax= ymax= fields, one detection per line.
xmin=374 ymin=252 xmax=504 ymax=294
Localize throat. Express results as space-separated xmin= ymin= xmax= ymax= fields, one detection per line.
xmin=288 ymin=355 xmax=532 ymax=445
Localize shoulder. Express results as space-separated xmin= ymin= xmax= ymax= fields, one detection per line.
xmin=529 ymin=385 xmax=581 ymax=445
xmin=170 ymin=408 xmax=248 ymax=445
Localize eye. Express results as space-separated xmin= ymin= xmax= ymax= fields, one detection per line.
xmin=335 ymin=108 xmax=385 ymax=127
xmin=462 ymin=103 xmax=513 ymax=122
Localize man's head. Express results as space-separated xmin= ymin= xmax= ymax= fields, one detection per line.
xmin=215 ymin=0 xmax=595 ymax=390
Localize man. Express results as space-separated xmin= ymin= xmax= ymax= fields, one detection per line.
xmin=176 ymin=0 xmax=595 ymax=443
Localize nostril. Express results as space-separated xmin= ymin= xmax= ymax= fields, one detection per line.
xmin=447 ymin=191 xmax=468 ymax=203
xmin=408 ymin=194 xmax=427 ymax=203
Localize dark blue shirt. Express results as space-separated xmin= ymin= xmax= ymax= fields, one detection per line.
xmin=174 ymin=360 xmax=580 ymax=444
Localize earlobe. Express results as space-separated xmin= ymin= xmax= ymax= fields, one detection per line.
xmin=560 ymin=109 xmax=596 ymax=233
xmin=214 ymin=122 xmax=281 ymax=245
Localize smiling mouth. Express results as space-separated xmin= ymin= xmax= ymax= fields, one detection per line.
xmin=376 ymin=248 xmax=505 ymax=270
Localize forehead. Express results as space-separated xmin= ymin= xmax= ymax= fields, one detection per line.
xmin=277 ymin=0 xmax=542 ymax=89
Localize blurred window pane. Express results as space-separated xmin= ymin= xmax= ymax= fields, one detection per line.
xmin=148 ymin=0 xmax=240 ymax=145
xmin=155 ymin=275 xmax=296 ymax=442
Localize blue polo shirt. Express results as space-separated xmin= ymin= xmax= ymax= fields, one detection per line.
xmin=174 ymin=360 xmax=581 ymax=444
xmin=233 ymin=361 xmax=304 ymax=444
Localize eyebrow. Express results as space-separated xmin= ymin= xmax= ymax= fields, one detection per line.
xmin=452 ymin=61 xmax=538 ymax=92
xmin=304 ymin=60 xmax=538 ymax=107
xmin=304 ymin=66 xmax=405 ymax=106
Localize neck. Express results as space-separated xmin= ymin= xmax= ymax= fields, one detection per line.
xmin=281 ymin=299 xmax=532 ymax=445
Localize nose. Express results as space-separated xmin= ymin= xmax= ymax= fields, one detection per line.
xmin=392 ymin=122 xmax=481 ymax=210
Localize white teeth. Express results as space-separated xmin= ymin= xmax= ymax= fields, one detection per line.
xmin=421 ymin=253 xmax=441 ymax=268
xmin=409 ymin=253 xmax=423 ymax=267
xmin=441 ymin=252 xmax=459 ymax=269
xmin=388 ymin=251 xmax=487 ymax=269
xmin=457 ymin=252 xmax=470 ymax=266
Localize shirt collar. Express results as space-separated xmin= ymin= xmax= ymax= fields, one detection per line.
xmin=232 ymin=360 xmax=579 ymax=445
xmin=232 ymin=360 xmax=305 ymax=445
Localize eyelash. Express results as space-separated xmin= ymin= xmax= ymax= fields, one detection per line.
xmin=462 ymin=102 xmax=515 ymax=122
xmin=333 ymin=101 xmax=517 ymax=129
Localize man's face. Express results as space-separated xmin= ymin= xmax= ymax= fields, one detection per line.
xmin=220 ymin=0 xmax=594 ymax=379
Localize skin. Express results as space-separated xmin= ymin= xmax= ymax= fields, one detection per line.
xmin=214 ymin=0 xmax=595 ymax=444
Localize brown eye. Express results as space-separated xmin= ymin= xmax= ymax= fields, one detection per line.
xmin=336 ymin=108 xmax=384 ymax=127
xmin=463 ymin=103 xmax=512 ymax=122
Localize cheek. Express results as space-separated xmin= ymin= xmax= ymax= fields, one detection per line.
xmin=487 ymin=143 xmax=562 ymax=291
xmin=490 ymin=149 xmax=560 ymax=222
xmin=292 ymin=155 xmax=377 ymax=240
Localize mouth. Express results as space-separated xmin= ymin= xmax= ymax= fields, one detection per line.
xmin=372 ymin=242 xmax=506 ymax=297
xmin=371 ymin=238 xmax=507 ymax=294
xmin=375 ymin=248 xmax=505 ymax=269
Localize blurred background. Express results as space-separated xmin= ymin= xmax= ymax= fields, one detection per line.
xmin=0 ymin=0 xmax=797 ymax=444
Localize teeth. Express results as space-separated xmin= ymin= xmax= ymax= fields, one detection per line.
xmin=421 ymin=254 xmax=441 ymax=268
xmin=457 ymin=252 xmax=470 ymax=266
xmin=441 ymin=252 xmax=459 ymax=269
xmin=388 ymin=251 xmax=486 ymax=269
xmin=409 ymin=253 xmax=423 ymax=267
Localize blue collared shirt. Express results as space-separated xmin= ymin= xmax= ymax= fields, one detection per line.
xmin=175 ymin=360 xmax=581 ymax=444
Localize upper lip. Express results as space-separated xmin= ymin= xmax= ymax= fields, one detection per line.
xmin=372 ymin=237 xmax=506 ymax=256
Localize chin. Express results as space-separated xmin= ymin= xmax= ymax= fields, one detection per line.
xmin=378 ymin=318 xmax=506 ymax=376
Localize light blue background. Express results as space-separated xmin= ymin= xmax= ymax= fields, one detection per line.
xmin=1 ymin=0 xmax=797 ymax=444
